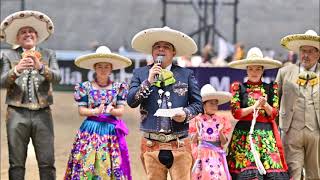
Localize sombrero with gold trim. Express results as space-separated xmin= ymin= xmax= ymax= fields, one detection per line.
xmin=74 ymin=46 xmax=132 ymax=70
xmin=281 ymin=30 xmax=320 ymax=53
xmin=131 ymin=26 xmax=197 ymax=56
xmin=228 ymin=47 xmax=282 ymax=69
xmin=0 ymin=10 xmax=54 ymax=46
xmin=201 ymin=84 xmax=232 ymax=105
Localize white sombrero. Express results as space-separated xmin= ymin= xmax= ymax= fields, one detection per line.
xmin=281 ymin=30 xmax=320 ymax=53
xmin=0 ymin=10 xmax=54 ymax=46
xmin=131 ymin=26 xmax=198 ymax=56
xmin=201 ymin=84 xmax=232 ymax=105
xmin=228 ymin=47 xmax=282 ymax=69
xmin=74 ymin=46 xmax=132 ymax=70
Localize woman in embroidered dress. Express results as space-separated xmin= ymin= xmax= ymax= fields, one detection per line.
xmin=226 ymin=47 xmax=290 ymax=180
xmin=64 ymin=46 xmax=132 ymax=180
xmin=189 ymin=84 xmax=232 ymax=180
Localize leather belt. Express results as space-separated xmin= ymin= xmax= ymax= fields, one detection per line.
xmin=143 ymin=132 xmax=187 ymax=143
xmin=8 ymin=104 xmax=49 ymax=111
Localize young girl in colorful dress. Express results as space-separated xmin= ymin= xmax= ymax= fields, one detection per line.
xmin=227 ymin=47 xmax=290 ymax=179
xmin=189 ymin=84 xmax=232 ymax=180
xmin=64 ymin=46 xmax=132 ymax=180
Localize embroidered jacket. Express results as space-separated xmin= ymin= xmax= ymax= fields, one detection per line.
xmin=127 ymin=64 xmax=203 ymax=135
xmin=0 ymin=47 xmax=61 ymax=110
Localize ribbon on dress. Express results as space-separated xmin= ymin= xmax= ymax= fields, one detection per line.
xmin=249 ymin=108 xmax=266 ymax=175
xmin=88 ymin=114 xmax=132 ymax=180
xmin=192 ymin=119 xmax=231 ymax=180
xmin=192 ymin=140 xmax=232 ymax=180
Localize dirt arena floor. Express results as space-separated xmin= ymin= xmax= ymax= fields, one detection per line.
xmin=0 ymin=90 xmax=237 ymax=180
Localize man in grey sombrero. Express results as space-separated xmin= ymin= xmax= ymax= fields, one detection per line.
xmin=276 ymin=30 xmax=320 ymax=179
xmin=127 ymin=27 xmax=203 ymax=180
xmin=0 ymin=11 xmax=60 ymax=179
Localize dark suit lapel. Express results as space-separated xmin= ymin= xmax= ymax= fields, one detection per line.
xmin=16 ymin=47 xmax=23 ymax=59
xmin=145 ymin=64 xmax=152 ymax=80
xmin=170 ymin=64 xmax=180 ymax=77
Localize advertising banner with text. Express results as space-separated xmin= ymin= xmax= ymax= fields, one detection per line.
xmin=56 ymin=61 xmax=278 ymax=110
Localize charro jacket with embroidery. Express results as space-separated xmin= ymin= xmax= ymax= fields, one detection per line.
xmin=127 ymin=64 xmax=203 ymax=135
xmin=276 ymin=63 xmax=320 ymax=131
xmin=0 ymin=47 xmax=61 ymax=110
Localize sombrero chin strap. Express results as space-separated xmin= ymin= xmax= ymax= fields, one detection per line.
xmin=249 ymin=108 xmax=266 ymax=175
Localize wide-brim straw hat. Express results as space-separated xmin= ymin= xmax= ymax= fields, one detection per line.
xmin=131 ymin=26 xmax=197 ymax=57
xmin=228 ymin=47 xmax=282 ymax=69
xmin=74 ymin=46 xmax=132 ymax=70
xmin=201 ymin=84 xmax=232 ymax=105
xmin=280 ymin=30 xmax=320 ymax=53
xmin=0 ymin=10 xmax=54 ymax=46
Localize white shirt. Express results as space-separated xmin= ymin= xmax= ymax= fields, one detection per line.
xmin=300 ymin=63 xmax=317 ymax=72
xmin=22 ymin=46 xmax=36 ymax=52
xmin=165 ymin=64 xmax=172 ymax=71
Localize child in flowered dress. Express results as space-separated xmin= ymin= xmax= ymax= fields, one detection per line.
xmin=189 ymin=84 xmax=232 ymax=180
xmin=64 ymin=46 xmax=132 ymax=180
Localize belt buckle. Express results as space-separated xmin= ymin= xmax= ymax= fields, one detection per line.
xmin=29 ymin=103 xmax=39 ymax=110
xmin=158 ymin=133 xmax=168 ymax=142
xmin=146 ymin=140 xmax=153 ymax=147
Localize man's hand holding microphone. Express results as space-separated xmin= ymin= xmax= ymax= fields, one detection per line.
xmin=148 ymin=55 xmax=164 ymax=84
xmin=148 ymin=55 xmax=187 ymax=123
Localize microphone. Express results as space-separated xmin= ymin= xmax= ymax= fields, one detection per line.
xmin=154 ymin=55 xmax=164 ymax=81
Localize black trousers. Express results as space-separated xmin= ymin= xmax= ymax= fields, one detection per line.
xmin=6 ymin=106 xmax=56 ymax=180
